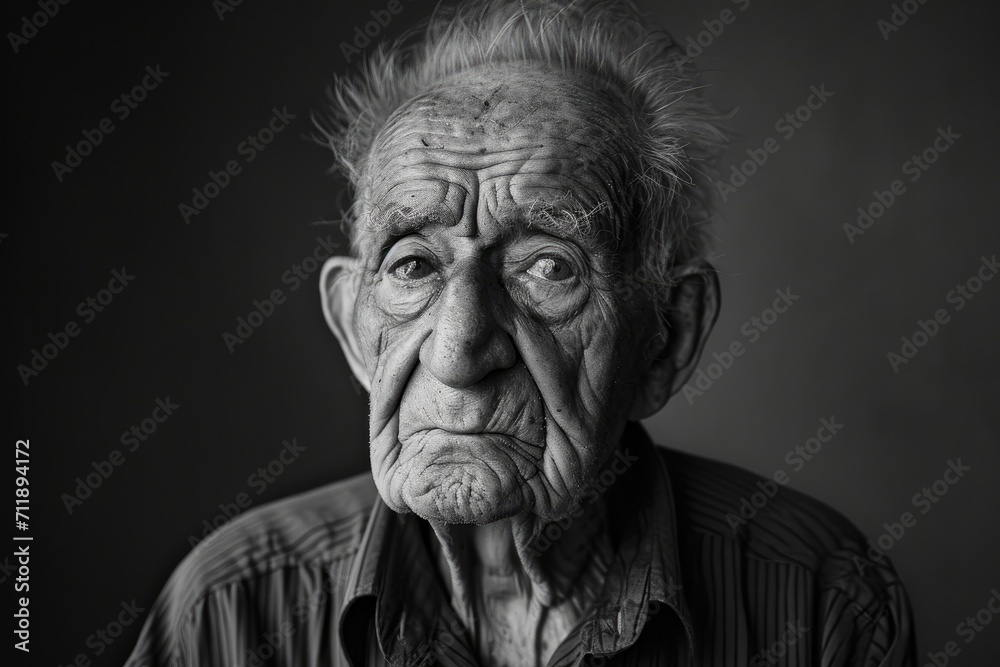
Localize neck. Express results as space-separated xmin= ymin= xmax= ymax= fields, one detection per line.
xmin=426 ymin=496 xmax=612 ymax=664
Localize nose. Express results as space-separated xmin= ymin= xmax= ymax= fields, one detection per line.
xmin=421 ymin=262 xmax=516 ymax=388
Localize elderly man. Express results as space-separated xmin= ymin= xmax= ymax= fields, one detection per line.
xmin=126 ymin=1 xmax=914 ymax=665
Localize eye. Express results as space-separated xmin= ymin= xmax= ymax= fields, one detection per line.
xmin=389 ymin=256 xmax=435 ymax=281
xmin=526 ymin=256 xmax=575 ymax=282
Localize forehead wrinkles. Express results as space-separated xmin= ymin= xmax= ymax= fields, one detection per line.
xmin=357 ymin=68 xmax=639 ymax=244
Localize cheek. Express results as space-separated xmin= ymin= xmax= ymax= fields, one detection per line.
xmin=353 ymin=279 xmax=433 ymax=363
xmin=554 ymin=300 xmax=637 ymax=406
xmin=528 ymin=310 xmax=639 ymax=511
xmin=353 ymin=286 xmax=436 ymax=440
xmin=353 ymin=297 xmax=385 ymax=365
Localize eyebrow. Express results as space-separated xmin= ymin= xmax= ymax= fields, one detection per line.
xmin=515 ymin=200 xmax=614 ymax=243
xmin=363 ymin=202 xmax=447 ymax=235
xmin=360 ymin=198 xmax=618 ymax=253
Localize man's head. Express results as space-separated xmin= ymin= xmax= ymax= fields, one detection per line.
xmin=318 ymin=0 xmax=723 ymax=526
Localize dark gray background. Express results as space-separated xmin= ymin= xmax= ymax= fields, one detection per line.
xmin=4 ymin=0 xmax=997 ymax=665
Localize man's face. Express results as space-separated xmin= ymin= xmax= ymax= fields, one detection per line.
xmin=349 ymin=65 xmax=658 ymax=525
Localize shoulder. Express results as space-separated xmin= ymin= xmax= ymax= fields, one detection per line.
xmin=657 ymin=444 xmax=869 ymax=568
xmin=657 ymin=445 xmax=916 ymax=661
xmin=125 ymin=471 xmax=378 ymax=666
xmin=175 ymin=469 xmax=378 ymax=589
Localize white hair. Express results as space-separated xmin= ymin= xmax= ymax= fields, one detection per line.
xmin=315 ymin=0 xmax=726 ymax=299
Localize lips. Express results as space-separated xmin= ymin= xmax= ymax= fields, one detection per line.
xmin=403 ymin=428 xmax=543 ymax=480
xmin=422 ymin=428 xmax=542 ymax=458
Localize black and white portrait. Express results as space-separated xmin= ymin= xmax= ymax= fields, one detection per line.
xmin=6 ymin=0 xmax=999 ymax=665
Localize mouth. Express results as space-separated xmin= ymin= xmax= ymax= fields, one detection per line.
xmin=406 ymin=428 xmax=543 ymax=478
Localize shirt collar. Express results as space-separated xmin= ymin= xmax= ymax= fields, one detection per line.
xmin=340 ymin=421 xmax=698 ymax=666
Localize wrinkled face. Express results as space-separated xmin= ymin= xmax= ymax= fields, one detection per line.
xmin=351 ymin=65 xmax=657 ymax=525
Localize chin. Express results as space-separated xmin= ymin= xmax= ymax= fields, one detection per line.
xmin=380 ymin=459 xmax=529 ymax=525
xmin=405 ymin=487 xmax=521 ymax=525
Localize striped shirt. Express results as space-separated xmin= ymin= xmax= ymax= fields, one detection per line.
xmin=124 ymin=422 xmax=915 ymax=666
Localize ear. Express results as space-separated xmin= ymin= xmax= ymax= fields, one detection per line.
xmin=629 ymin=262 xmax=721 ymax=419
xmin=320 ymin=255 xmax=371 ymax=393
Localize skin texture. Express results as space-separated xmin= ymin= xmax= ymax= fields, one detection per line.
xmin=321 ymin=63 xmax=719 ymax=666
